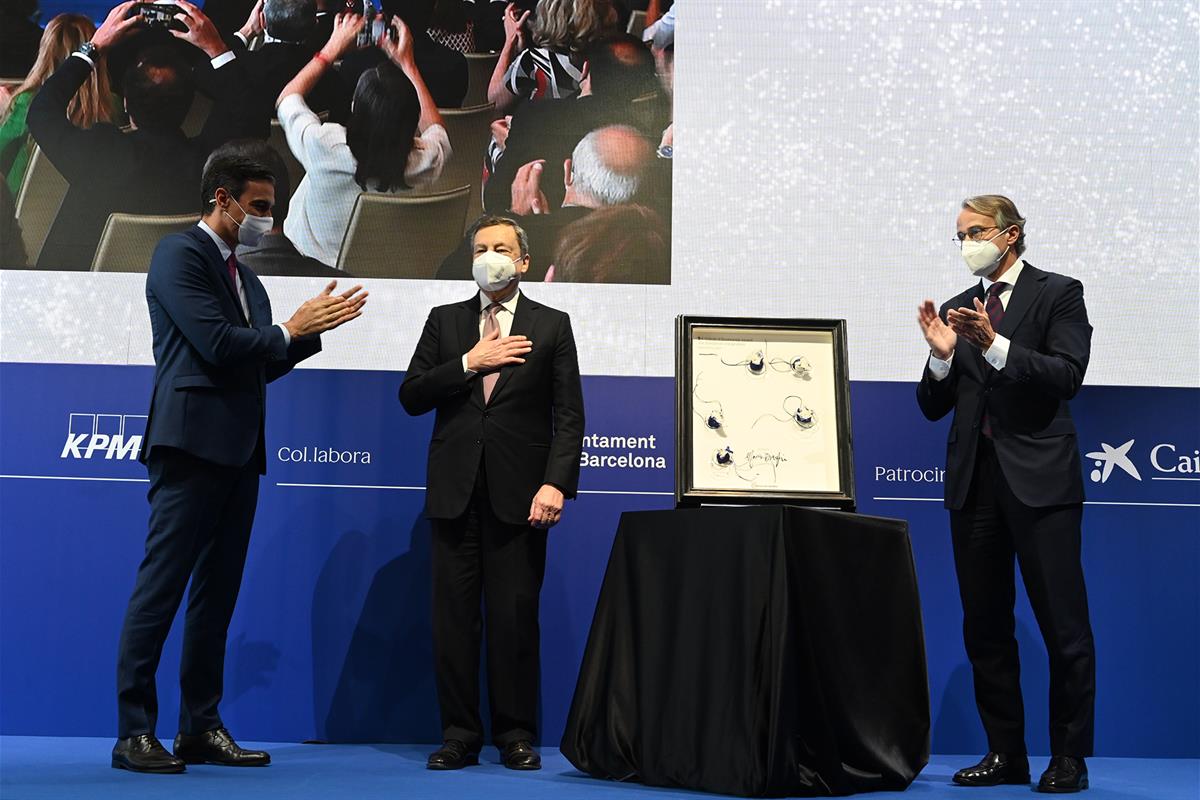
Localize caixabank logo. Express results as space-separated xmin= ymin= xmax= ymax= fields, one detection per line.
xmin=1085 ymin=438 xmax=1199 ymax=485
xmin=60 ymin=413 xmax=147 ymax=461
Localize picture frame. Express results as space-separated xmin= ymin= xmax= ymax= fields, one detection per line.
xmin=675 ymin=316 xmax=856 ymax=510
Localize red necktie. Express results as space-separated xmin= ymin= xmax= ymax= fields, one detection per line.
xmin=226 ymin=253 xmax=238 ymax=289
xmin=482 ymin=303 xmax=501 ymax=404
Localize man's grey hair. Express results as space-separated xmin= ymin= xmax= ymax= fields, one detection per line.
xmin=264 ymin=0 xmax=318 ymax=43
xmin=571 ymin=126 xmax=645 ymax=207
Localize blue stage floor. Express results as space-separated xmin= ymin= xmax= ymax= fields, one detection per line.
xmin=0 ymin=738 xmax=1196 ymax=800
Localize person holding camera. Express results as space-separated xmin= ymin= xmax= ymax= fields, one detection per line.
xmin=26 ymin=0 xmax=256 ymax=269
xmin=275 ymin=12 xmax=450 ymax=266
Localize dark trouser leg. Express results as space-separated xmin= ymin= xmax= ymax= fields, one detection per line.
xmin=431 ymin=477 xmax=486 ymax=750
xmin=481 ymin=507 xmax=547 ymax=748
xmin=950 ymin=441 xmax=1026 ymax=755
xmin=116 ymin=449 xmax=234 ymax=739
xmin=1003 ymin=494 xmax=1095 ymax=757
xmin=177 ymin=461 xmax=259 ymax=735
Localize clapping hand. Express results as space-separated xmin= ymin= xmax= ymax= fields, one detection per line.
xmin=510 ymin=160 xmax=550 ymax=215
xmin=503 ymin=2 xmax=531 ymax=50
xmin=285 ymin=280 xmax=368 ymax=338
xmin=946 ymin=297 xmax=996 ymax=350
xmin=917 ymin=299 xmax=957 ymax=360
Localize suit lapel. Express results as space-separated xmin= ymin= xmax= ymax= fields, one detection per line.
xmin=488 ymin=292 xmax=536 ymax=404
xmin=192 ymin=228 xmax=248 ymax=325
xmin=994 ymin=261 xmax=1045 ymax=340
xmin=458 ymin=295 xmax=485 ymax=408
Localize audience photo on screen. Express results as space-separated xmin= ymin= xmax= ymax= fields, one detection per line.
xmin=26 ymin=0 xmax=261 ymax=270
xmin=1 ymin=14 xmax=116 ymax=200
xmin=427 ymin=0 xmax=476 ymax=53
xmin=544 ymin=201 xmax=666 ymax=284
xmin=0 ymin=0 xmax=45 ymax=78
xmin=276 ymin=12 xmax=451 ymax=267
xmin=0 ymin=182 xmax=28 ymax=269
xmin=235 ymin=138 xmax=348 ymax=276
xmin=194 ymin=0 xmax=353 ymax=138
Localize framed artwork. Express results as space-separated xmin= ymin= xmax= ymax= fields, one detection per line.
xmin=675 ymin=316 xmax=856 ymax=510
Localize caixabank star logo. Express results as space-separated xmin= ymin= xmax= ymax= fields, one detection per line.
xmin=60 ymin=413 xmax=147 ymax=461
xmin=1085 ymin=438 xmax=1200 ymax=485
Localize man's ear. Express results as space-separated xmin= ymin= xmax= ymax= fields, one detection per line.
xmin=516 ymin=254 xmax=531 ymax=274
xmin=563 ymin=157 xmax=573 ymax=188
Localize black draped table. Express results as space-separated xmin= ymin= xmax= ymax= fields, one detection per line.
xmin=560 ymin=506 xmax=930 ymax=797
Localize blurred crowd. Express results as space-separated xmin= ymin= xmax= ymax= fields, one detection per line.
xmin=0 ymin=0 xmax=674 ymax=283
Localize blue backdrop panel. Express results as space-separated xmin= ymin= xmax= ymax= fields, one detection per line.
xmin=0 ymin=363 xmax=1196 ymax=757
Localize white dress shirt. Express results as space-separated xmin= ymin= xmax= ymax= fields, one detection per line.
xmin=197 ymin=221 xmax=291 ymax=345
xmin=928 ymin=258 xmax=1026 ymax=381
xmin=462 ymin=288 xmax=520 ymax=375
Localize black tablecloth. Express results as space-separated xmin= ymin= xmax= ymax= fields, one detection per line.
xmin=561 ymin=506 xmax=930 ymax=797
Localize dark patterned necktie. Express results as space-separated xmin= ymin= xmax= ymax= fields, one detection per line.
xmin=981 ymin=282 xmax=1007 ymax=438
xmin=226 ymin=253 xmax=238 ymax=288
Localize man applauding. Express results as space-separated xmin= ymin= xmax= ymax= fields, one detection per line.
xmin=113 ymin=141 xmax=366 ymax=774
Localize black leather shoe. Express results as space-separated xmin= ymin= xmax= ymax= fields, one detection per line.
xmin=1036 ymin=756 xmax=1088 ymax=793
xmin=173 ymin=728 xmax=270 ymax=766
xmin=427 ymin=740 xmax=479 ymax=770
xmin=952 ymin=752 xmax=1031 ymax=786
xmin=111 ymin=734 xmax=186 ymax=773
xmin=500 ymin=740 xmax=541 ymax=771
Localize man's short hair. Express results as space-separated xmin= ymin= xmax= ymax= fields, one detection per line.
xmin=200 ymin=140 xmax=276 ymax=212
xmin=264 ymin=0 xmax=318 ymax=43
xmin=571 ymin=125 xmax=652 ymax=206
xmin=963 ymin=194 xmax=1027 ymax=255
xmin=468 ymin=214 xmax=530 ymax=259
xmin=123 ymin=45 xmax=195 ymax=132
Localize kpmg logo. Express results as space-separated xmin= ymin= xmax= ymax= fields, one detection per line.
xmin=1085 ymin=438 xmax=1200 ymax=484
xmin=61 ymin=413 xmax=146 ymax=460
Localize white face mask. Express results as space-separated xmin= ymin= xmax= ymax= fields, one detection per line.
xmin=960 ymin=228 xmax=1010 ymax=277
xmin=472 ymin=250 xmax=523 ymax=291
xmin=224 ymin=197 xmax=273 ymax=248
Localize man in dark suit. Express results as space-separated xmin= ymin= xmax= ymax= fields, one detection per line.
xmin=26 ymin=0 xmax=255 ymax=271
xmin=400 ymin=215 xmax=584 ymax=772
xmin=917 ymin=195 xmax=1095 ymax=794
xmin=203 ymin=0 xmax=352 ymax=137
xmin=112 ymin=141 xmax=366 ymax=774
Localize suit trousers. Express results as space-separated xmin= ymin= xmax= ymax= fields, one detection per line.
xmin=950 ymin=437 xmax=1096 ymax=757
xmin=116 ymin=446 xmax=260 ymax=739
xmin=431 ymin=465 xmax=547 ymax=750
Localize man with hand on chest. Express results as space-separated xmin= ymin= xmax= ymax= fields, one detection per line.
xmin=917 ymin=194 xmax=1095 ymax=794
xmin=400 ymin=214 xmax=585 ymax=772
xmin=113 ymin=140 xmax=367 ymax=774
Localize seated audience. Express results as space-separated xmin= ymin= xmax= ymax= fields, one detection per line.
xmin=1 ymin=14 xmax=115 ymax=199
xmin=277 ymin=13 xmax=450 ymax=266
xmin=340 ymin=0 xmax=468 ymax=109
xmin=27 ymin=0 xmax=257 ymax=270
xmin=487 ymin=0 xmax=616 ymax=114
xmin=210 ymin=0 xmax=353 ymax=134
xmin=438 ymin=123 xmax=651 ymax=280
xmin=236 ymin=140 xmax=347 ymax=276
xmin=545 ymin=202 xmax=667 ymax=283
xmin=483 ymin=32 xmax=660 ymax=212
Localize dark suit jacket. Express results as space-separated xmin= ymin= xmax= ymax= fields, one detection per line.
xmin=399 ymin=290 xmax=585 ymax=525
xmin=27 ymin=56 xmax=251 ymax=270
xmin=142 ymin=225 xmax=321 ymax=472
xmin=239 ymin=231 xmax=349 ymax=277
xmin=917 ymin=262 xmax=1092 ymax=510
xmin=196 ymin=39 xmax=352 ymax=139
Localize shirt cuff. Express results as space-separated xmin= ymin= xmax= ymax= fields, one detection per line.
xmin=983 ymin=334 xmax=1010 ymax=371
xmin=71 ymin=51 xmax=95 ymax=69
xmin=927 ymin=351 xmax=953 ymax=381
xmin=462 ymin=354 xmax=476 ymax=376
xmin=233 ymin=31 xmax=249 ymax=46
xmin=211 ymin=50 xmax=237 ymax=69
xmin=278 ymin=323 xmax=291 ymax=347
